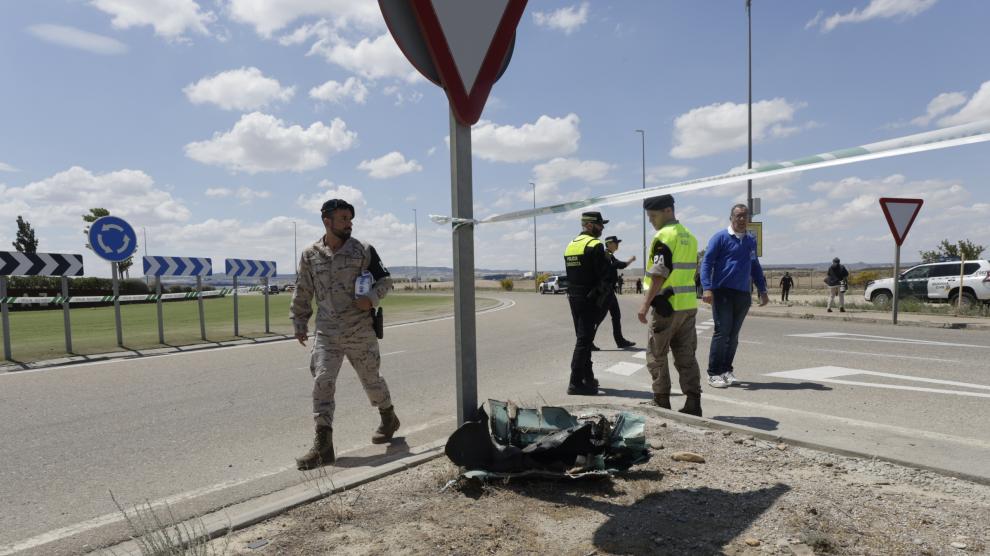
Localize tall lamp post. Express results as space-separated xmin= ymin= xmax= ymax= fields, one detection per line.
xmin=292 ymin=220 xmax=297 ymax=274
xmin=635 ymin=129 xmax=647 ymax=275
xmin=413 ymin=208 xmax=419 ymax=288
xmin=530 ymin=181 xmax=537 ymax=291
xmin=746 ymin=0 xmax=754 ymax=222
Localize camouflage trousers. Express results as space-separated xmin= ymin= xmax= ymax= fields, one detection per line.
xmin=646 ymin=308 xmax=702 ymax=397
xmin=310 ymin=327 xmax=392 ymax=427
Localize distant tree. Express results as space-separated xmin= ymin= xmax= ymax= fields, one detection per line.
xmin=536 ymin=272 xmax=551 ymax=286
xmin=83 ymin=208 xmax=135 ymax=277
xmin=919 ymin=239 xmax=986 ymax=263
xmin=12 ymin=215 xmax=39 ymax=253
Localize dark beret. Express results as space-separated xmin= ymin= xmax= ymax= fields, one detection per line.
xmin=643 ymin=194 xmax=674 ymax=211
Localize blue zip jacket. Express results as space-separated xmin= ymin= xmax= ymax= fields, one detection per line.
xmin=700 ymin=228 xmax=767 ymax=293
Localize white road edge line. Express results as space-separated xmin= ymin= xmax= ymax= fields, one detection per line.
xmin=808 ymin=347 xmax=960 ymax=363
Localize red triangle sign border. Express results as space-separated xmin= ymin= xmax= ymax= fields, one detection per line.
xmin=879 ymin=197 xmax=924 ymax=246
xmin=411 ymin=0 xmax=528 ymax=126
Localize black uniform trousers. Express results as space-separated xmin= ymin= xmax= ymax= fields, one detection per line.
xmin=568 ymin=292 xmax=607 ymax=386
xmin=597 ymin=292 xmax=624 ymax=343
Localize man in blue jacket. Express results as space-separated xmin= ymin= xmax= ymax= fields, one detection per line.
xmin=700 ymin=204 xmax=769 ymax=388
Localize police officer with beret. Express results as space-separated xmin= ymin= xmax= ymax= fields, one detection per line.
xmin=597 ymin=235 xmax=637 ymax=349
xmin=637 ymin=194 xmax=703 ymax=416
xmin=290 ymin=199 xmax=400 ymax=469
xmin=563 ymin=211 xmax=611 ymax=395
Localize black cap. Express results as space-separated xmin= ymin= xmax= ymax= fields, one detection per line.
xmin=832 ymin=257 xmax=840 ymax=264
xmin=643 ymin=194 xmax=674 ymax=211
xmin=581 ymin=211 xmax=608 ymax=225
xmin=604 ymin=236 xmax=621 ymax=244
xmin=321 ymin=199 xmax=355 ymax=217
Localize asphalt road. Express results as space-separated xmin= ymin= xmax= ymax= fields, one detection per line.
xmin=2 ymin=292 xmax=989 ymax=554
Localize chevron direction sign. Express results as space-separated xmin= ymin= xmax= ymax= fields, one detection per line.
xmin=0 ymin=251 xmax=84 ymax=276
xmin=143 ymin=256 xmax=213 ymax=277
xmin=225 ymin=259 xmax=276 ymax=278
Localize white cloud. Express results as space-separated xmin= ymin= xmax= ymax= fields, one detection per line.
xmin=204 ymin=186 xmax=271 ymax=202
xmin=532 ymin=3 xmax=589 ymax=35
xmin=471 ymin=114 xmax=581 ymax=163
xmin=0 ymin=166 xmax=191 ymax=231
xmin=676 ymin=205 xmax=719 ymax=225
xmin=296 ymin=180 xmax=366 ymax=214
xmin=646 ymin=165 xmax=693 ymax=185
xmin=937 ymin=81 xmax=990 ymax=127
xmin=183 ymin=67 xmax=295 ymax=111
xmin=807 ymin=0 xmax=938 ymax=33
xmin=531 ymin=157 xmax=612 ymax=186
xmin=204 ymin=187 xmax=231 ymax=197
xmin=27 ymin=24 xmax=128 ymax=55
xmin=309 ymin=77 xmax=369 ymax=104
xmin=309 ymin=33 xmax=421 ymax=83
xmin=910 ymin=91 xmax=967 ymax=126
xmin=670 ymin=98 xmax=808 ymax=159
xmin=383 ymin=85 xmax=424 ymax=106
xmin=226 ymin=1 xmax=382 ymax=38
xmin=89 ymin=0 xmax=216 ymax=40
xmin=357 ymin=151 xmax=423 ymax=179
xmin=0 ymin=162 xmax=18 ymax=172
xmin=184 ymin=112 xmax=356 ymax=174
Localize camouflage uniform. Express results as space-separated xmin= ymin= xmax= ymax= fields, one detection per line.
xmin=290 ymin=236 xmax=393 ymax=427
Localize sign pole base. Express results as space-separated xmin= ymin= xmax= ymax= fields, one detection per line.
xmin=61 ymin=276 xmax=72 ymax=354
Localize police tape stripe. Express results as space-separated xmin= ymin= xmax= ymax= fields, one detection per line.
xmin=430 ymin=119 xmax=990 ymax=226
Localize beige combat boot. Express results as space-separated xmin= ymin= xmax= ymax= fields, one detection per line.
xmin=653 ymin=394 xmax=671 ymax=410
xmin=371 ymin=406 xmax=400 ymax=444
xmin=296 ymin=425 xmax=334 ymax=470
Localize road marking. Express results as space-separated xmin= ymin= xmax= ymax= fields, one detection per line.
xmin=601 ymin=362 xmax=644 ymax=376
xmin=808 ymin=347 xmax=960 ymax=363
xmin=0 ymin=417 xmax=454 ymax=556
xmin=788 ymin=332 xmax=990 ymax=349
xmin=633 ymin=351 xmax=647 ymax=360
xmin=766 ymin=366 xmax=990 ymax=399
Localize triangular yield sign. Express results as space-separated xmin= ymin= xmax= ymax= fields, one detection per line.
xmin=411 ymin=0 xmax=527 ymax=125
xmin=879 ymin=197 xmax=923 ymax=246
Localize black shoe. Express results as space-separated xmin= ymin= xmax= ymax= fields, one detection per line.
xmin=567 ymin=383 xmax=598 ymax=396
xmin=827 ymin=308 xmax=833 ymax=313
xmin=678 ymin=396 xmax=702 ymax=417
xmin=839 ymin=308 xmax=846 ymax=313
xmin=653 ymin=394 xmax=671 ymax=409
xmin=590 ymin=344 xmax=601 ymax=351
xmin=584 ymin=376 xmax=600 ymax=389
xmin=616 ymin=338 xmax=636 ymax=349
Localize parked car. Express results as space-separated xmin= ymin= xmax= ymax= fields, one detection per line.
xmin=539 ymin=275 xmax=568 ymax=295
xmin=864 ymin=260 xmax=990 ymax=307
xmin=267 ymin=284 xmax=280 ymax=294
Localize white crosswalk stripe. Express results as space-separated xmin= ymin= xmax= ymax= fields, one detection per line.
xmin=601 ymin=362 xmax=644 ymax=376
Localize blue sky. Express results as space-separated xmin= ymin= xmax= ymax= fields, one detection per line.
xmin=1 ymin=0 xmax=988 ymax=278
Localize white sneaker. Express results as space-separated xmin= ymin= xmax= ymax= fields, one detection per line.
xmin=708 ymin=375 xmax=728 ymax=388
xmin=724 ymin=372 xmax=738 ymax=385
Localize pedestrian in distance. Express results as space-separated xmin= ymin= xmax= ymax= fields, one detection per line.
xmin=290 ymin=199 xmax=400 ymax=470
xmin=825 ymin=257 xmax=849 ymax=312
xmin=563 ymin=211 xmax=612 ymax=396
xmin=700 ymin=204 xmax=769 ymax=389
xmin=780 ymin=271 xmax=794 ymax=302
xmin=637 ymin=194 xmax=703 ymax=416
xmin=635 ymin=278 xmax=643 ymax=294
xmin=598 ymin=235 xmax=637 ymax=350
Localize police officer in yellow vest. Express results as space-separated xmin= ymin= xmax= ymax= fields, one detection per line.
xmin=563 ymin=211 xmax=611 ymax=396
xmin=636 ymin=194 xmax=703 ymax=416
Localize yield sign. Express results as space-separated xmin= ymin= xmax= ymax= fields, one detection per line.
xmin=879 ymin=197 xmax=923 ymax=246
xmin=409 ymin=0 xmax=527 ymax=125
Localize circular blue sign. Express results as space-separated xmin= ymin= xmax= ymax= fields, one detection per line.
xmin=88 ymin=216 xmax=138 ymax=262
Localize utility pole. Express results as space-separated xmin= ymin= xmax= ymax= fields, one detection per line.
xmin=746 ymin=0 xmax=754 ymax=222
xmin=635 ymin=129 xmax=646 ymax=275
xmin=142 ymin=227 xmax=149 ymax=287
xmin=530 ymin=181 xmax=537 ymax=291
xmin=413 ymin=208 xmax=419 ymax=288
xmin=292 ymin=220 xmax=298 ymax=274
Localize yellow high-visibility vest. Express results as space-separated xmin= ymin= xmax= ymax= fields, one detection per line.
xmin=644 ymin=222 xmax=698 ymax=311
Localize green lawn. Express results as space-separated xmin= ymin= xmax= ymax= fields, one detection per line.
xmin=2 ymin=293 xmax=497 ymax=363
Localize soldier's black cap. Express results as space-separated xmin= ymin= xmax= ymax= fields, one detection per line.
xmin=604 ymin=235 xmax=621 ymax=244
xmin=321 ymin=199 xmax=355 ymax=217
xmin=581 ymin=211 xmax=608 ymax=225
xmin=643 ymin=194 xmax=674 ymax=210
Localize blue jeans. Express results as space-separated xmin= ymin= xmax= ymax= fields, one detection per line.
xmin=707 ymin=288 xmax=751 ymax=376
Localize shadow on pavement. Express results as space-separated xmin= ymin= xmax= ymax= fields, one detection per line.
xmin=596 ymin=387 xmax=654 ymax=400
xmin=712 ymin=415 xmax=780 ymax=431
xmin=332 ymin=438 xmax=411 ymax=468
xmin=737 ymin=381 xmax=832 ymax=391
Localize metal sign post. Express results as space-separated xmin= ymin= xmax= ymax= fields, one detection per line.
xmin=143 ymin=256 xmax=213 ymax=345
xmin=225 ymin=259 xmax=276 ymax=338
xmin=450 ymin=109 xmax=478 ymax=424
xmin=155 ymin=276 xmax=164 ymax=344
xmin=88 ymin=216 xmax=137 ymax=347
xmin=879 ymin=197 xmax=924 ymax=326
xmin=1 ymin=276 xmax=9 ymax=360
xmin=111 ymin=262 xmax=123 ymax=346
xmin=263 ymin=277 xmax=271 ymax=334
xmin=197 ymin=276 xmax=206 ymax=340
xmin=61 ymin=276 xmax=72 ymax=353
xmin=232 ymin=275 xmax=239 ymax=336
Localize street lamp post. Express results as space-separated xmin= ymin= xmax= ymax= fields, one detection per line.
xmin=413 ymin=208 xmax=419 ymax=288
xmin=530 ymin=181 xmax=537 ymax=291
xmin=746 ymin=0 xmax=754 ymax=222
xmin=635 ymin=129 xmax=646 ymax=275
xmin=292 ymin=220 xmax=297 ymax=274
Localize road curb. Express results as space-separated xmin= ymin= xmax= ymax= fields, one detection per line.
xmin=747 ymin=308 xmax=990 ymax=330
xmin=583 ymin=402 xmax=990 ymax=488
xmin=96 ymin=440 xmax=447 ymax=556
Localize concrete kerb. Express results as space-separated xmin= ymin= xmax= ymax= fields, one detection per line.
xmin=96 ymin=440 xmax=447 ymax=556
xmin=747 ymin=307 xmax=990 ymax=330
xmin=0 ymin=297 xmax=513 ymax=374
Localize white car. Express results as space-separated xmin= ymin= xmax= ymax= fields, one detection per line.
xmin=864 ymin=260 xmax=990 ymax=307
xmin=539 ymin=275 xmax=568 ymax=294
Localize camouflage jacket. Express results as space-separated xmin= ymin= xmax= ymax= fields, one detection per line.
xmin=290 ymin=236 xmax=392 ymax=336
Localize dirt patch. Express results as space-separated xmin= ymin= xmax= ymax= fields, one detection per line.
xmin=214 ymin=411 xmax=990 ymax=555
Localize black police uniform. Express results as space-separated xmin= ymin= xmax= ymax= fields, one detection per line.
xmin=600 ymin=246 xmax=634 ymax=348
xmin=564 ymin=213 xmax=611 ymax=394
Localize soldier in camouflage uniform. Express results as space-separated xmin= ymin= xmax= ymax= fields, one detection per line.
xmin=291 ymin=199 xmax=399 ymax=470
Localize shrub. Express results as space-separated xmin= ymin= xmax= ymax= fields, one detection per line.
xmin=848 ymin=270 xmax=881 ymax=288
xmin=119 ymin=279 xmax=150 ymax=295
xmin=535 ymin=272 xmax=551 ymax=286
xmin=500 ymin=278 xmax=514 ymax=291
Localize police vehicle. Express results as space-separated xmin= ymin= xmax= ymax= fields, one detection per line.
xmin=864 ymin=260 xmax=990 ymax=307
xmin=539 ymin=275 xmax=568 ymax=294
